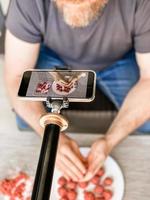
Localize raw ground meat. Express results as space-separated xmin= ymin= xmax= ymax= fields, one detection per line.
xmin=91 ymin=175 xmax=100 ymax=185
xmin=67 ymin=189 xmax=77 ymax=200
xmin=84 ymin=191 xmax=95 ymax=200
xmin=58 ymin=187 xmax=68 ymax=198
xmin=0 ymin=171 xmax=33 ymax=200
xmin=103 ymin=178 xmax=113 ymax=186
xmin=57 ymin=166 xmax=114 ymax=200
xmin=94 ymin=185 xmax=104 ymax=194
xmin=56 ymin=83 xmax=73 ymax=93
xmin=67 ymin=181 xmax=77 ymax=190
xmin=78 ymin=182 xmax=89 ymax=189
xmin=103 ymin=190 xmax=113 ymax=200
xmin=97 ymin=168 xmax=105 ymax=177
xmin=58 ymin=177 xmax=67 ymax=187
xmin=36 ymin=82 xmax=51 ymax=94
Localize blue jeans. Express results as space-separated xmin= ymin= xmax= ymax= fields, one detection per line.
xmin=16 ymin=46 xmax=150 ymax=133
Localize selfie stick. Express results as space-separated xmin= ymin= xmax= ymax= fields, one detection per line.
xmin=31 ymin=98 xmax=69 ymax=200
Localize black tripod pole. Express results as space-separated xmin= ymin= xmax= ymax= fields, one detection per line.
xmin=31 ymin=112 xmax=68 ymax=200
xmin=31 ymin=123 xmax=60 ymax=200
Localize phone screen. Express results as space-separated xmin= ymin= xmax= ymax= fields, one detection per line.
xmin=18 ymin=70 xmax=95 ymax=101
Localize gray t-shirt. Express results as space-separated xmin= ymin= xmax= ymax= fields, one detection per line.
xmin=6 ymin=0 xmax=150 ymax=71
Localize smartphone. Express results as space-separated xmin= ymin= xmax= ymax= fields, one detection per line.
xmin=18 ymin=70 xmax=96 ymax=102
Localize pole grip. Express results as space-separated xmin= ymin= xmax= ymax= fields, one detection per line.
xmin=31 ymin=124 xmax=60 ymax=200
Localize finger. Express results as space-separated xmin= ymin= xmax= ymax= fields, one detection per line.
xmin=57 ymin=165 xmax=70 ymax=181
xmin=87 ymin=150 xmax=94 ymax=162
xmin=87 ymin=150 xmax=105 ymax=169
xmin=73 ymin=150 xmax=87 ymax=174
xmin=65 ymin=81 xmax=74 ymax=88
xmin=79 ymin=159 xmax=98 ymax=182
xmin=61 ymin=156 xmax=84 ymax=180
xmin=57 ymin=160 xmax=78 ymax=181
xmin=88 ymin=157 xmax=101 ymax=173
xmin=65 ymin=149 xmax=86 ymax=175
xmin=61 ymin=157 xmax=81 ymax=181
xmin=57 ymin=163 xmax=70 ymax=181
xmin=79 ymin=171 xmax=93 ymax=182
xmin=68 ymin=76 xmax=75 ymax=82
xmin=63 ymin=174 xmax=70 ymax=181
xmin=80 ymin=160 xmax=103 ymax=182
xmin=60 ymin=80 xmax=69 ymax=85
xmin=89 ymin=162 xmax=104 ymax=180
xmin=72 ymin=143 xmax=87 ymax=163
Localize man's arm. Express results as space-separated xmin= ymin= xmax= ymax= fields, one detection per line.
xmin=4 ymin=30 xmax=46 ymax=136
xmin=105 ymin=52 xmax=150 ymax=148
xmin=4 ymin=30 xmax=86 ymax=180
xmin=82 ymin=52 xmax=150 ymax=181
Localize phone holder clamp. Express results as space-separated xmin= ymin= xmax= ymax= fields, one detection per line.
xmin=46 ymin=97 xmax=69 ymax=113
xmin=40 ymin=97 xmax=69 ymax=131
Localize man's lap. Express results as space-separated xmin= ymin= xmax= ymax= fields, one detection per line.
xmin=16 ymin=46 xmax=150 ymax=133
xmin=96 ymin=50 xmax=150 ymax=133
xmin=96 ymin=50 xmax=139 ymax=108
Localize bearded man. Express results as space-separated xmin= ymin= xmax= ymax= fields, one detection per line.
xmin=5 ymin=0 xmax=150 ymax=181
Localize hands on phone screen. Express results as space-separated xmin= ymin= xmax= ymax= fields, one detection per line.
xmin=49 ymin=71 xmax=86 ymax=87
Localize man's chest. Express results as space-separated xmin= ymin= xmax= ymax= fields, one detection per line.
xmin=43 ymin=0 xmax=134 ymax=69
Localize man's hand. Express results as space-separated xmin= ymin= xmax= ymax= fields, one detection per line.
xmin=81 ymin=138 xmax=111 ymax=182
xmin=56 ymin=134 xmax=87 ymax=181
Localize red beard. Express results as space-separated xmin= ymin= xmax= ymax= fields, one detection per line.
xmin=54 ymin=0 xmax=109 ymax=28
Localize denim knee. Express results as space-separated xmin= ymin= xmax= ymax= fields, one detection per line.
xmin=137 ymin=121 xmax=150 ymax=133
xmin=16 ymin=114 xmax=31 ymax=130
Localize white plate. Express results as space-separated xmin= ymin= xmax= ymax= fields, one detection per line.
xmin=52 ymin=81 xmax=76 ymax=95
xmin=51 ymin=147 xmax=125 ymax=200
